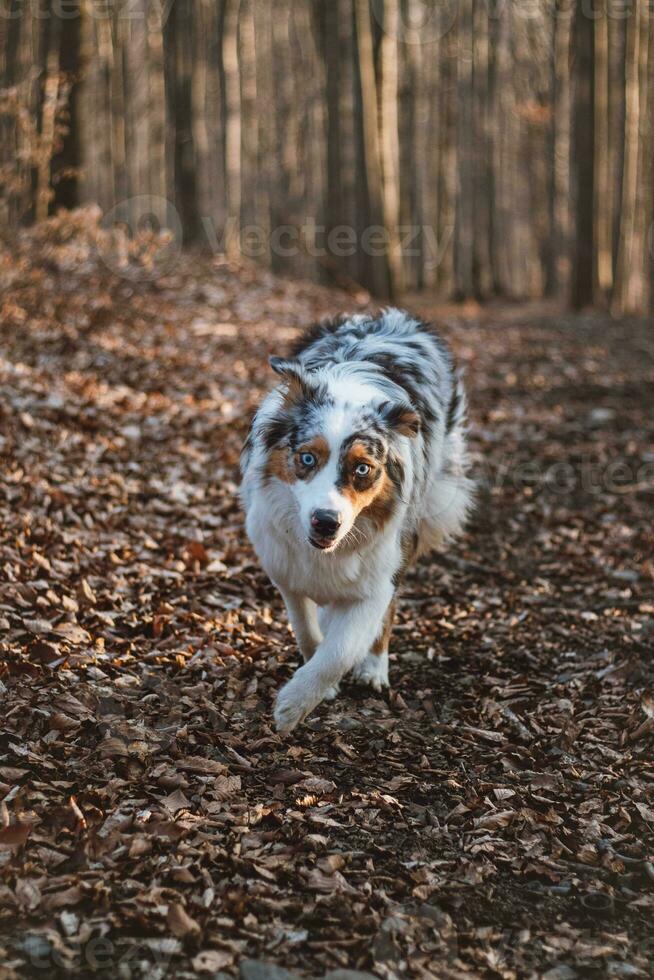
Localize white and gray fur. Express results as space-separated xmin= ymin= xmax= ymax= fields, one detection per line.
xmin=241 ymin=309 xmax=474 ymax=732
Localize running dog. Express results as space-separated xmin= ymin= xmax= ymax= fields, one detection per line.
xmin=240 ymin=309 xmax=473 ymax=732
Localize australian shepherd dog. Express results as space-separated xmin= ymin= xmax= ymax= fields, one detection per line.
xmin=241 ymin=309 xmax=474 ymax=732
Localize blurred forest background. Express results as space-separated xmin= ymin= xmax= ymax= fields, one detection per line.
xmin=1 ymin=0 xmax=653 ymax=313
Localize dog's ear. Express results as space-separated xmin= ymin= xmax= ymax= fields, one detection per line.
xmin=269 ymin=356 xmax=300 ymax=378
xmin=378 ymin=401 xmax=421 ymax=438
xmin=270 ymin=356 xmax=317 ymax=406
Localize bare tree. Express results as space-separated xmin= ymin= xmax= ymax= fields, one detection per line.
xmin=571 ymin=0 xmax=595 ymax=310
xmin=594 ymin=4 xmax=612 ymax=303
xmin=354 ymin=0 xmax=392 ymax=298
xmin=1 ymin=0 xmax=652 ymax=311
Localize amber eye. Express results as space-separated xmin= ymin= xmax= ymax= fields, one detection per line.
xmin=355 ymin=462 xmax=371 ymax=477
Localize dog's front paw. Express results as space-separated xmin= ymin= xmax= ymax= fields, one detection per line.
xmin=352 ymin=653 xmax=389 ymax=692
xmin=274 ymin=669 xmax=317 ymax=733
xmin=274 ymin=688 xmax=309 ymax=733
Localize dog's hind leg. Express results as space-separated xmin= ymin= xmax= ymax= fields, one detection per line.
xmin=351 ymin=599 xmax=395 ymax=692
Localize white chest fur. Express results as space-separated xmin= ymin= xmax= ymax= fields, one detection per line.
xmin=245 ymin=484 xmax=400 ymax=605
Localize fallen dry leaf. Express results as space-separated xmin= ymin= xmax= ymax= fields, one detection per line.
xmin=167 ymin=902 xmax=201 ymax=940
xmin=0 ymin=216 xmax=652 ymax=978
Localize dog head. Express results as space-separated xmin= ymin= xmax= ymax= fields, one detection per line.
xmin=262 ymin=357 xmax=420 ymax=552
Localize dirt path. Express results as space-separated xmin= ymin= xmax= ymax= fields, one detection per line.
xmin=1 ymin=216 xmax=653 ymax=978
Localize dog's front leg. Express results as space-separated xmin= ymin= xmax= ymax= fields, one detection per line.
xmin=274 ymin=584 xmax=393 ymax=733
xmin=278 ymin=589 xmax=322 ymax=663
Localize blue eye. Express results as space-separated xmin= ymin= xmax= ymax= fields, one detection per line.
xmin=300 ymin=452 xmax=316 ymax=468
xmin=355 ymin=463 xmax=371 ymax=477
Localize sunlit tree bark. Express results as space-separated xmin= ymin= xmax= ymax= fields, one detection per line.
xmin=613 ymin=0 xmax=642 ymax=314
xmin=354 ymin=0 xmax=392 ymax=298
xmin=571 ymin=0 xmax=594 ymax=310
xmin=594 ymin=5 xmax=612 ymax=303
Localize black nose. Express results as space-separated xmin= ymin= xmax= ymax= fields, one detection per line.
xmin=311 ymin=509 xmax=342 ymax=538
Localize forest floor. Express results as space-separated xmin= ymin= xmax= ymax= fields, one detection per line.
xmin=0 ymin=211 xmax=653 ymax=980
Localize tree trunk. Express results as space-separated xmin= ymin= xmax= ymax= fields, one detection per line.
xmin=354 ymin=0 xmax=392 ymax=298
xmin=594 ymin=6 xmax=612 ymax=303
xmin=222 ymin=0 xmax=242 ymax=255
xmin=571 ymin=0 xmax=594 ymax=310
xmin=378 ymin=0 xmax=404 ymax=295
xmin=473 ymin=0 xmax=492 ymax=298
xmin=454 ymin=0 xmax=474 ymax=299
xmin=625 ymin=1 xmax=650 ymax=312
xmin=52 ymin=0 xmax=80 ymax=211
xmin=612 ymin=0 xmax=642 ymax=314
xmin=36 ymin=11 xmax=61 ymax=222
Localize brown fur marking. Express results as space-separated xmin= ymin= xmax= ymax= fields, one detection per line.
xmin=394 ymin=409 xmax=421 ymax=438
xmin=362 ymin=472 xmax=398 ymax=530
xmin=392 ymin=530 xmax=419 ymax=586
xmin=294 ymin=435 xmax=329 ymax=479
xmin=280 ymin=373 xmax=308 ymax=409
xmin=341 ymin=443 xmax=398 ymax=530
xmin=265 ymin=446 xmax=294 ymax=483
xmin=372 ymin=601 xmax=396 ymax=656
xmin=265 ymin=435 xmax=331 ymax=484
